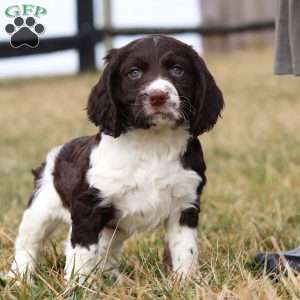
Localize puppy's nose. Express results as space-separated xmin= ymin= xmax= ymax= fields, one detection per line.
xmin=149 ymin=90 xmax=168 ymax=107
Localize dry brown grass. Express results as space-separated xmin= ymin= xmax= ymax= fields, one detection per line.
xmin=1 ymin=48 xmax=300 ymax=299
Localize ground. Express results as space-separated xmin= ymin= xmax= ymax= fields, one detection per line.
xmin=1 ymin=48 xmax=300 ymax=299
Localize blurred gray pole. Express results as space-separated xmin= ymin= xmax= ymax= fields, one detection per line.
xmin=103 ymin=0 xmax=113 ymax=51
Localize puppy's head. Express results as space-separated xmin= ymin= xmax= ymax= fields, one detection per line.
xmin=88 ymin=35 xmax=224 ymax=137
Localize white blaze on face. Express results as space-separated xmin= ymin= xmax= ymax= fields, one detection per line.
xmin=143 ymin=77 xmax=181 ymax=119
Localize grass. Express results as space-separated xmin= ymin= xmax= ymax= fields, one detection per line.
xmin=1 ymin=48 xmax=300 ymax=299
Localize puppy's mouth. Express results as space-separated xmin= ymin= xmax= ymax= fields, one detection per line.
xmin=152 ymin=111 xmax=173 ymax=118
xmin=145 ymin=104 xmax=179 ymax=123
xmin=150 ymin=111 xmax=176 ymax=120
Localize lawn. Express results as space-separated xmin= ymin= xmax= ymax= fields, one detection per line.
xmin=1 ymin=48 xmax=300 ymax=299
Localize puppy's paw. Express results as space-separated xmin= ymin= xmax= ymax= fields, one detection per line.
xmin=170 ymin=261 xmax=199 ymax=283
xmin=102 ymin=267 xmax=125 ymax=285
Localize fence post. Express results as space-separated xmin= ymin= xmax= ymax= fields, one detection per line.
xmin=103 ymin=0 xmax=113 ymax=53
xmin=77 ymin=0 xmax=96 ymax=72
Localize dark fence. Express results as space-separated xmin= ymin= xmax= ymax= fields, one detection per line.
xmin=0 ymin=0 xmax=275 ymax=72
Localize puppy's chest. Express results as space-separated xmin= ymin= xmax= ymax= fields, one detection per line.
xmin=87 ymin=132 xmax=201 ymax=233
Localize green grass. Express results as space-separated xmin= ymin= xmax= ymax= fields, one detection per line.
xmin=1 ymin=48 xmax=300 ymax=299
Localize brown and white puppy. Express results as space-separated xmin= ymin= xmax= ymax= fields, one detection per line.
xmin=9 ymin=35 xmax=224 ymax=282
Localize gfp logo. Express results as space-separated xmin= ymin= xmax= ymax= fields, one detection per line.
xmin=4 ymin=5 xmax=46 ymax=48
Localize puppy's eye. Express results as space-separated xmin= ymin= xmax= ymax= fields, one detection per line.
xmin=169 ymin=65 xmax=184 ymax=77
xmin=128 ymin=67 xmax=143 ymax=80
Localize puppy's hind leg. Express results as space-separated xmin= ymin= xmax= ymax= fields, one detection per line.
xmin=8 ymin=147 xmax=70 ymax=280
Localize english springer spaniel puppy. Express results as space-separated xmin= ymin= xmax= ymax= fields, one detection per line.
xmin=9 ymin=35 xmax=224 ymax=283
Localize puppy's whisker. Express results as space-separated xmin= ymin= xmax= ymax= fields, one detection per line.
xmin=180 ymin=101 xmax=195 ymax=117
xmin=181 ymin=102 xmax=193 ymax=113
xmin=179 ymin=95 xmax=191 ymax=101
xmin=179 ymin=96 xmax=193 ymax=105
xmin=180 ymin=96 xmax=193 ymax=105
xmin=180 ymin=103 xmax=194 ymax=116
xmin=134 ymin=108 xmax=144 ymax=123
xmin=129 ymin=103 xmax=144 ymax=108
xmin=179 ymin=96 xmax=194 ymax=111
xmin=177 ymin=108 xmax=187 ymax=122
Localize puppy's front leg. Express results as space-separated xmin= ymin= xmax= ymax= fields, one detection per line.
xmin=165 ymin=207 xmax=199 ymax=278
xmin=64 ymin=236 xmax=98 ymax=283
xmin=64 ymin=188 xmax=114 ymax=283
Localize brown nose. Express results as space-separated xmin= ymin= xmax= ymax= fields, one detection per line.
xmin=149 ymin=90 xmax=168 ymax=107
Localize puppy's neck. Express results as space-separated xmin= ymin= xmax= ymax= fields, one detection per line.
xmin=99 ymin=125 xmax=190 ymax=160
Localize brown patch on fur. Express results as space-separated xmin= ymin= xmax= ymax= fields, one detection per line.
xmin=180 ymin=137 xmax=206 ymax=228
xmin=53 ymin=134 xmax=100 ymax=208
xmin=71 ymin=187 xmax=115 ymax=247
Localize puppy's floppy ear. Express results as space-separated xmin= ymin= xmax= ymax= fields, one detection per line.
xmin=87 ymin=49 xmax=125 ymax=137
xmin=189 ymin=50 xmax=224 ymax=136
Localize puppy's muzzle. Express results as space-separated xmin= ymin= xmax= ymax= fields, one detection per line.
xmin=149 ymin=90 xmax=168 ymax=108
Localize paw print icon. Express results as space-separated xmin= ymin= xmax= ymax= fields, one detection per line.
xmin=5 ymin=16 xmax=45 ymax=48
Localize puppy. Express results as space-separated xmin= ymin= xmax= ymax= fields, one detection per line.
xmin=9 ymin=35 xmax=224 ymax=282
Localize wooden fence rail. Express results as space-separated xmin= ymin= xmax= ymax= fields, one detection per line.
xmin=0 ymin=0 xmax=275 ymax=72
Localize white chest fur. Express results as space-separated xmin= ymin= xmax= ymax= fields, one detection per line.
xmin=87 ymin=125 xmax=201 ymax=234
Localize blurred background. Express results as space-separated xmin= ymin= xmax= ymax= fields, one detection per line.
xmin=0 ymin=0 xmax=275 ymax=78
